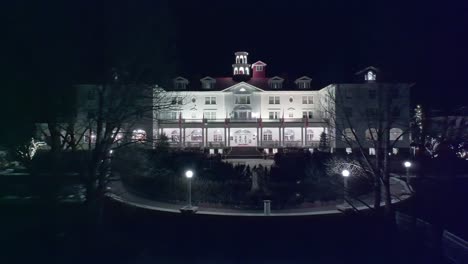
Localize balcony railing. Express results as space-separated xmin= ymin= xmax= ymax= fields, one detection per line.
xmin=158 ymin=117 xmax=324 ymax=124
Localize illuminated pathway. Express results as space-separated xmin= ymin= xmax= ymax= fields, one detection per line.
xmin=106 ymin=177 xmax=411 ymax=216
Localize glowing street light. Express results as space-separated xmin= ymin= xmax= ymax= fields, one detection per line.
xmin=403 ymin=161 xmax=412 ymax=191
xmin=342 ymin=169 xmax=350 ymax=203
xmin=342 ymin=169 xmax=350 ymax=177
xmin=185 ymin=170 xmax=194 ymax=208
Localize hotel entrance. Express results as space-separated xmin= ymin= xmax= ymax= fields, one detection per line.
xmin=231 ymin=129 xmax=256 ymax=147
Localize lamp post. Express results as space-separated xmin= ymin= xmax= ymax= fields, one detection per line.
xmin=342 ymin=169 xmax=350 ymax=203
xmin=185 ymin=170 xmax=193 ymax=208
xmin=404 ymin=161 xmax=412 ymax=190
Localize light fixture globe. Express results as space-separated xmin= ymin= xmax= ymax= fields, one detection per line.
xmin=185 ymin=170 xmax=194 ymax=178
xmin=342 ymin=169 xmax=350 ymax=177
xmin=404 ymin=161 xmax=412 ymax=168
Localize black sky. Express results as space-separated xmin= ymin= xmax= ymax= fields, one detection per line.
xmin=3 ymin=0 xmax=468 ymax=111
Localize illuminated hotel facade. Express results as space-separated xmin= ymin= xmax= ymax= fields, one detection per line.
xmin=154 ymin=52 xmax=412 ymax=154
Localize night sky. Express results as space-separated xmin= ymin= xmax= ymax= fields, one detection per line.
xmin=3 ymin=0 xmax=468 ymax=112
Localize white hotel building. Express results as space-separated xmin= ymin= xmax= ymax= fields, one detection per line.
xmin=155 ymin=51 xmax=412 ymax=154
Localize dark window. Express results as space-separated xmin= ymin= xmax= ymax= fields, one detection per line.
xmin=390 ymin=88 xmax=399 ymax=98
xmin=368 ymin=89 xmax=376 ymax=99
xmin=366 ymin=108 xmax=377 ymax=117
xmin=344 ymin=107 xmax=353 ymax=117
xmin=392 ymin=107 xmax=400 ymax=117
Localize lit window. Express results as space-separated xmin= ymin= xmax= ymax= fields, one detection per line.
xmin=235 ymin=95 xmax=251 ymax=104
xmin=246 ymin=67 xmax=250 ymax=75
xmin=270 ymin=82 xmax=282 ymax=89
xmin=346 ymin=148 xmax=352 ymax=154
xmin=306 ymin=129 xmax=314 ymax=141
xmin=284 ymin=129 xmax=295 ymax=141
xmin=298 ymin=82 xmax=310 ymax=89
xmin=203 ymin=82 xmax=213 ymax=89
xmin=393 ymin=148 xmax=399 ymax=155
xmin=366 ymin=71 xmax=376 ymax=81
xmin=234 ymin=67 xmax=238 ymax=75
xmin=268 ymin=96 xmax=280 ymax=104
xmin=171 ymin=130 xmax=180 ymax=142
xmin=205 ymin=97 xmax=216 ymax=105
xmin=269 ymin=112 xmax=279 ymax=119
xmin=171 ymin=97 xmax=183 ymax=105
xmin=302 ymin=96 xmax=313 ymax=104
xmin=390 ymin=128 xmax=403 ymax=141
xmin=365 ymin=128 xmax=378 ymax=141
xmin=204 ymin=112 xmax=216 ymax=120
xmin=256 ymin=65 xmax=263 ymax=71
xmin=342 ymin=128 xmax=356 ymax=141
xmin=302 ymin=111 xmax=313 ymax=119
xmin=213 ymin=130 xmax=223 ymax=142
xmin=132 ymin=129 xmax=147 ymax=142
xmin=263 ymin=129 xmax=273 ymax=141
xmin=190 ymin=130 xmax=202 ymax=141
xmin=369 ymin=148 xmax=376 ymax=155
xmin=288 ymin=112 xmax=294 ymax=118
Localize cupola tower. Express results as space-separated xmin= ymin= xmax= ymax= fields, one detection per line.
xmin=232 ymin=51 xmax=251 ymax=81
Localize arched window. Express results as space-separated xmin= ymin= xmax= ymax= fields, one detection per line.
xmin=191 ymin=129 xmax=202 ymax=141
xmin=239 ymin=67 xmax=244 ymax=74
xmin=171 ymin=130 xmax=179 ymax=142
xmin=213 ymin=129 xmax=223 ymax=142
xmin=246 ymin=67 xmax=249 ymax=75
xmin=367 ymin=71 xmax=376 ymax=81
xmin=263 ymin=129 xmax=272 ymax=141
xmin=307 ymin=129 xmax=314 ymax=141
xmin=390 ymin=128 xmax=403 ymax=141
xmin=132 ymin=129 xmax=147 ymax=141
xmin=342 ymin=128 xmax=356 ymax=141
xmin=236 ymin=55 xmax=240 ymax=64
xmin=365 ymin=128 xmax=378 ymax=141
xmin=234 ymin=67 xmax=238 ymax=75
xmin=285 ymin=129 xmax=295 ymax=141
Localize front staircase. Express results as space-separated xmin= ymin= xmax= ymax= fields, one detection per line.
xmin=225 ymin=147 xmax=263 ymax=159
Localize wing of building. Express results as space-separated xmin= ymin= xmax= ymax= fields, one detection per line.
xmin=154 ymin=52 xmax=413 ymax=155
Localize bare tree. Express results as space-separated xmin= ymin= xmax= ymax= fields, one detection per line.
xmin=320 ymin=82 xmax=412 ymax=217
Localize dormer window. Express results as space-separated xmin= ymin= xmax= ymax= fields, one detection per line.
xmin=366 ymin=71 xmax=376 ymax=81
xmin=203 ymin=82 xmax=213 ymax=89
xmin=175 ymin=82 xmax=186 ymax=89
xmin=200 ymin=76 xmax=216 ymax=89
xmin=294 ymin=76 xmax=312 ymax=89
xmin=268 ymin=76 xmax=284 ymax=89
xmin=255 ymin=65 xmax=263 ymax=71
xmin=356 ymin=66 xmax=380 ymax=82
xmin=173 ymin=77 xmax=189 ymax=90
xmin=271 ymin=83 xmax=282 ymax=89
